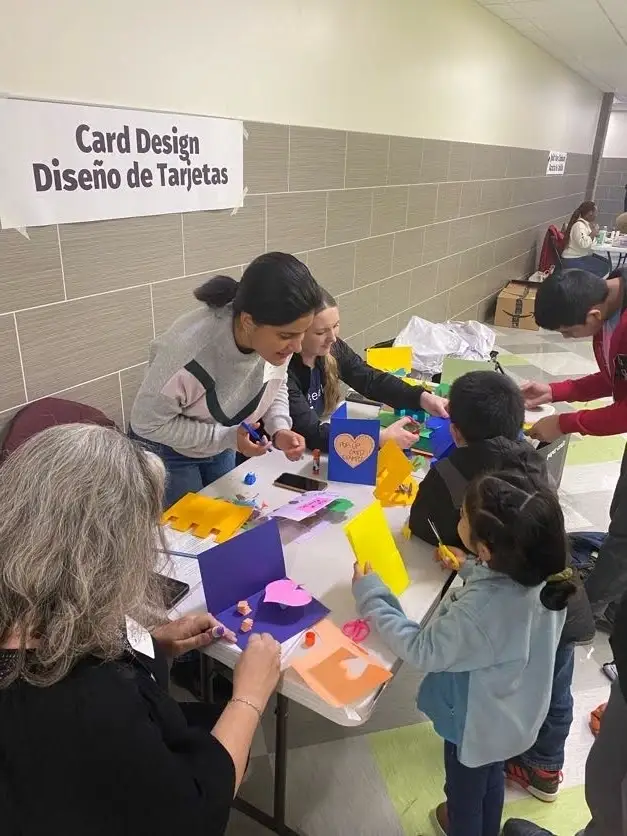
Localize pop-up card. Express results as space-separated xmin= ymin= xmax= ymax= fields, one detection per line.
xmin=344 ymin=501 xmax=410 ymax=596
xmin=328 ymin=403 xmax=380 ymax=485
xmin=374 ymin=441 xmax=415 ymax=507
xmin=439 ymin=357 xmax=492 ymax=395
xmin=162 ymin=493 xmax=252 ymax=543
xmin=197 ymin=519 xmax=329 ymax=648
xmin=291 ymin=619 xmax=391 ymax=708
xmin=366 ymin=346 xmax=412 ymax=377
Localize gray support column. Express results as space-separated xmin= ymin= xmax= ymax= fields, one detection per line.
xmin=586 ymin=92 xmax=614 ymax=200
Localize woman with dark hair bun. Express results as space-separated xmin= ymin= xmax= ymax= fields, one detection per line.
xmin=130 ymin=252 xmax=322 ymax=507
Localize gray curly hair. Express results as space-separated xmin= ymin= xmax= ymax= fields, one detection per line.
xmin=0 ymin=424 xmax=167 ymax=688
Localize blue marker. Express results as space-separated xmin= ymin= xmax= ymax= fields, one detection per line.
xmin=241 ymin=421 xmax=272 ymax=447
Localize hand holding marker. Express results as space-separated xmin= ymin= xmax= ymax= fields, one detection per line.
xmin=241 ymin=421 xmax=272 ymax=450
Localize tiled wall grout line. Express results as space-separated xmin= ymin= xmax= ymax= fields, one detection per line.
xmin=118 ymin=372 xmax=126 ymax=429
xmin=12 ymin=313 xmax=28 ymax=403
xmin=180 ymin=215 xmax=186 ymax=276
xmin=55 ymin=225 xmax=67 ymax=301
xmin=149 ymin=284 xmax=156 ymax=339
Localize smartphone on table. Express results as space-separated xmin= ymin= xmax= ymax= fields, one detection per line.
xmin=273 ymin=472 xmax=328 ymax=493
xmin=155 ymin=574 xmax=190 ymax=609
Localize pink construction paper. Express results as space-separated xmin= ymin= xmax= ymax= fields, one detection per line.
xmin=271 ymin=490 xmax=339 ymax=522
xmin=264 ymin=578 xmax=313 ymax=607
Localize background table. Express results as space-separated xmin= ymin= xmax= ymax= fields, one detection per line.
xmin=592 ymin=242 xmax=627 ymax=268
xmin=173 ymin=444 xmax=454 ymax=834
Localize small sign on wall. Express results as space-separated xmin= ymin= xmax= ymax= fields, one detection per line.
xmin=546 ymin=150 xmax=567 ymax=176
xmin=0 ymin=98 xmax=244 ymax=229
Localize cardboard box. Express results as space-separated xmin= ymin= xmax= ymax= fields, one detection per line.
xmin=494 ymin=282 xmax=538 ymax=331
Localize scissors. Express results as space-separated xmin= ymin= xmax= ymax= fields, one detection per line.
xmin=428 ymin=518 xmax=460 ymax=571
xmin=342 ymin=619 xmax=370 ymax=643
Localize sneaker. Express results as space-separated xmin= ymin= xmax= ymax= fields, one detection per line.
xmin=505 ymin=757 xmax=561 ymax=802
xmin=429 ymin=802 xmax=448 ymax=836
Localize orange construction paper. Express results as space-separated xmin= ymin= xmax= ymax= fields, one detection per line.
xmin=291 ymin=619 xmax=391 ymax=707
xmin=375 ymin=441 xmax=415 ymax=507
xmin=161 ymin=493 xmax=252 ymax=542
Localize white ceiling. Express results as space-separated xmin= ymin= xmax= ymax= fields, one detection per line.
xmin=475 ymin=0 xmax=627 ymax=96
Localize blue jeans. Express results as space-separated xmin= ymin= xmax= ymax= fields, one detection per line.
xmin=521 ymin=642 xmax=575 ymax=772
xmin=444 ymin=741 xmax=504 ymax=836
xmin=128 ymin=430 xmax=236 ymax=508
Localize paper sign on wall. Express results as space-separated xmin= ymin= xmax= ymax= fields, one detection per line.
xmin=546 ymin=151 xmax=567 ymax=176
xmin=328 ymin=403 xmax=380 ymax=485
xmin=0 ymin=98 xmax=243 ymax=229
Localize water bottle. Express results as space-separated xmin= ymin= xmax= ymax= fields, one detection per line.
xmin=597 ymin=227 xmax=607 ymax=246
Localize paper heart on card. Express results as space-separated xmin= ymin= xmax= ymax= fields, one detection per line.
xmin=333 ymin=433 xmax=376 ymax=468
xmin=264 ymin=579 xmax=312 ymax=608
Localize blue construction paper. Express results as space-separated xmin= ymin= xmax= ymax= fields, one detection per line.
xmin=218 ymin=590 xmax=329 ymax=649
xmin=197 ymin=518 xmax=328 ymax=647
xmin=328 ymin=404 xmax=380 ymax=486
xmin=425 ymin=416 xmax=455 ymax=462
xmin=197 ymin=519 xmax=285 ymax=615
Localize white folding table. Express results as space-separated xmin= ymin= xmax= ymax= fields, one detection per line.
xmin=173 ymin=449 xmax=454 ymax=835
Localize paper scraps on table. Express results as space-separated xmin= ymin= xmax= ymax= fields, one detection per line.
xmin=341 ymin=619 xmax=370 ymax=643
xmin=291 ymin=619 xmax=391 ymax=707
xmin=344 ymin=502 xmax=410 ymax=596
xmin=271 ymin=490 xmax=339 ymax=522
xmin=162 ymin=493 xmax=252 ymax=542
xmin=327 ymin=497 xmax=354 ymax=513
xmin=197 ymin=519 xmax=328 ymax=649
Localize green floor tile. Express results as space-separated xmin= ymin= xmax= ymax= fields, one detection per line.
xmin=497 ymin=353 xmax=532 ymax=366
xmin=368 ymin=722 xmax=588 ymax=836
xmin=566 ymin=433 xmax=626 ymax=465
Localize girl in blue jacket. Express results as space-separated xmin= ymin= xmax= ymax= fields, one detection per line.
xmin=352 ymin=471 xmax=575 ymax=836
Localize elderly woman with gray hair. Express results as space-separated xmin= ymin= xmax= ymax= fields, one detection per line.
xmin=0 ymin=424 xmax=280 ymax=836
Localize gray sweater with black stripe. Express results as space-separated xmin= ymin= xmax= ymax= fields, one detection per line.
xmin=130 ymin=304 xmax=291 ymax=457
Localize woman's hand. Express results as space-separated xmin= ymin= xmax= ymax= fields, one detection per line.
xmin=151 ymin=613 xmax=236 ymax=657
xmin=380 ymin=417 xmax=421 ymax=450
xmin=420 ymin=391 xmax=449 ymax=418
xmin=233 ymin=633 xmax=281 ymax=710
xmin=519 ymin=380 xmax=553 ymax=409
xmin=236 ymin=423 xmax=272 ymax=458
xmin=273 ymin=429 xmax=306 ymax=462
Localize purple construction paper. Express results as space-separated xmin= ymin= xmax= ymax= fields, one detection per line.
xmin=218 ymin=588 xmax=329 ymax=649
xmin=197 ymin=519 xmax=285 ymax=615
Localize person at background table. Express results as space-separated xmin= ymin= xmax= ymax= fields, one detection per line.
xmin=287 ymin=288 xmax=449 ymax=452
xmin=409 ymin=370 xmax=593 ymax=803
xmin=352 ymin=470 xmax=575 ymax=836
xmin=502 ymin=589 xmax=627 ymax=835
xmin=0 ymin=424 xmax=281 ymax=836
xmin=130 ymin=252 xmax=322 ymax=508
xmin=524 ymin=268 xmax=627 ymax=634
xmin=560 ymin=201 xmax=608 ymax=278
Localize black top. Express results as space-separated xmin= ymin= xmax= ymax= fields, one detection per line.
xmin=611 ymin=591 xmax=627 ymax=703
xmin=408 ymin=435 xmax=594 ymax=646
xmin=0 ymin=647 xmax=235 ymax=836
xmin=408 ymin=436 xmax=547 ymax=549
xmin=287 ymin=338 xmax=426 ymax=451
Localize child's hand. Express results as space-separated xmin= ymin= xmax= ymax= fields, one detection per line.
xmin=352 ymin=561 xmax=373 ymax=584
xmin=433 ymin=546 xmax=466 ymax=571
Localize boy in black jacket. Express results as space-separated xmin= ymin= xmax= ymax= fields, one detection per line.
xmin=410 ymin=370 xmax=593 ymax=801
xmin=409 ymin=371 xmax=544 ymax=548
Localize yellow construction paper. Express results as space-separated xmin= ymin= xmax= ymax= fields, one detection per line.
xmin=344 ymin=501 xmax=410 ymax=596
xmin=161 ymin=493 xmax=252 ymax=542
xmin=375 ymin=441 xmax=415 ymax=507
xmin=366 ymin=346 xmax=412 ymax=375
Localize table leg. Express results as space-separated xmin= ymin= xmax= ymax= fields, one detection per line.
xmin=233 ymin=693 xmax=303 ymax=835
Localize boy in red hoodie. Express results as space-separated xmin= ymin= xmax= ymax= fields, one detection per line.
xmin=523 ymin=268 xmax=627 ymax=629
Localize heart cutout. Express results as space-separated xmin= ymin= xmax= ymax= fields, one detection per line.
xmin=340 ymin=656 xmax=369 ymax=679
xmin=333 ymin=433 xmax=376 ymax=468
xmin=264 ymin=578 xmax=312 ymax=608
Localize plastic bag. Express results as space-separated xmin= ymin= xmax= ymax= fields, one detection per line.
xmin=394 ymin=317 xmax=496 ymax=377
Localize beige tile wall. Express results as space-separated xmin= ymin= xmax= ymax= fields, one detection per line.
xmin=0 ymin=121 xmax=591 ymax=432
xmin=597 ymin=157 xmax=627 ymax=228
